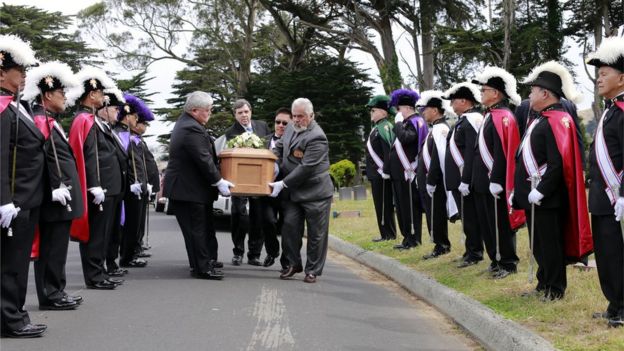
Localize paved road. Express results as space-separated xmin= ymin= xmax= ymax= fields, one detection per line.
xmin=2 ymin=210 xmax=477 ymax=351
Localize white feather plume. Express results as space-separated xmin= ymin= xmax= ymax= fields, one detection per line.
xmin=103 ymin=87 xmax=125 ymax=104
xmin=66 ymin=66 xmax=117 ymax=106
xmin=0 ymin=34 xmax=38 ymax=67
xmin=443 ymin=82 xmax=482 ymax=104
xmin=22 ymin=61 xmax=78 ymax=102
xmin=521 ymin=61 xmax=583 ymax=104
xmin=416 ymin=90 xmax=457 ymax=118
xmin=586 ymin=36 xmax=624 ymax=66
xmin=472 ymin=66 xmax=521 ymax=106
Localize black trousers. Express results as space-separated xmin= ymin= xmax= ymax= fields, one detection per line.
xmin=420 ymin=187 xmax=450 ymax=252
xmin=281 ymin=197 xmax=332 ymax=276
xmin=526 ymin=208 xmax=566 ymax=296
xmin=392 ymin=179 xmax=422 ymax=246
xmin=453 ymin=191 xmax=484 ymax=262
xmin=231 ymin=196 xmax=263 ymax=259
xmin=137 ymin=196 xmax=149 ymax=246
xmin=172 ymin=200 xmax=218 ymax=272
xmin=474 ymin=192 xmax=518 ymax=271
xmin=120 ymin=193 xmax=145 ymax=264
xmin=592 ymin=214 xmax=624 ymax=317
xmin=35 ymin=220 xmax=71 ymax=305
xmin=370 ymin=178 xmax=396 ymax=240
xmin=106 ymin=194 xmax=123 ymax=271
xmin=80 ymin=198 xmax=114 ymax=285
xmin=254 ymin=197 xmax=282 ymax=258
xmin=1 ymin=207 xmax=38 ymax=332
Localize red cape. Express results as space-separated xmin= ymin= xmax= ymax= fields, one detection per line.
xmin=491 ymin=108 xmax=526 ymax=230
xmin=616 ymin=101 xmax=624 ymax=113
xmin=68 ymin=112 xmax=94 ymax=243
xmin=543 ymin=110 xmax=593 ymax=261
xmin=0 ymin=95 xmax=12 ymax=113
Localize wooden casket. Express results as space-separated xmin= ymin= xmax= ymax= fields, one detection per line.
xmin=219 ymin=148 xmax=277 ymax=196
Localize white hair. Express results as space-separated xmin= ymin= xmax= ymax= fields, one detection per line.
xmin=184 ymin=91 xmax=213 ymax=112
xmin=291 ymin=98 xmax=314 ymax=116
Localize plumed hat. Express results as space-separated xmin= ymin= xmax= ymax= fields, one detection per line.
xmin=0 ymin=35 xmax=38 ymax=70
xmin=443 ymin=82 xmax=482 ymax=104
xmin=366 ymin=95 xmax=396 ymax=115
xmin=521 ymin=61 xmax=582 ymax=104
xmin=472 ymin=66 xmax=521 ymax=105
xmin=416 ymin=90 xmax=457 ymax=118
xmin=586 ymin=36 xmax=624 ymax=73
xmin=118 ymin=93 xmax=153 ymax=122
xmin=23 ymin=61 xmax=78 ymax=102
xmin=389 ymin=88 xmax=420 ymax=107
xmin=66 ymin=67 xmax=116 ymax=106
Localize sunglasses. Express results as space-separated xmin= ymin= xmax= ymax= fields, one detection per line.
xmin=274 ymin=120 xmax=289 ymax=126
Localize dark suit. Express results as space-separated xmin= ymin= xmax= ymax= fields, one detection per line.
xmin=32 ymin=105 xmax=84 ymax=305
xmin=137 ymin=138 xmax=159 ymax=248
xmin=1 ymin=94 xmax=45 ymax=332
xmin=223 ymin=120 xmax=270 ymax=260
xmin=445 ymin=110 xmax=484 ymax=262
xmin=273 ymin=121 xmax=333 ymax=276
xmin=588 ymin=96 xmax=624 ymax=318
xmin=163 ymin=112 xmax=221 ymax=273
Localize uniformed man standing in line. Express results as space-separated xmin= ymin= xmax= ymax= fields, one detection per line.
xmin=384 ymin=89 xmax=428 ymax=250
xmin=470 ymin=67 xmax=525 ymax=279
xmin=515 ymin=61 xmax=591 ymax=301
xmin=416 ymin=90 xmax=458 ymax=259
xmin=586 ymin=36 xmax=624 ymax=327
xmin=365 ymin=95 xmax=397 ymax=243
xmin=24 ymin=61 xmax=84 ymax=310
xmin=0 ymin=34 xmax=47 ymax=338
xmin=443 ymin=82 xmax=485 ymax=267
xmin=135 ymin=108 xmax=158 ymax=258
xmin=67 ymin=68 xmax=125 ymax=290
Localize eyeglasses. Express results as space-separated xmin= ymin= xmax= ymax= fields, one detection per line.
xmin=274 ymin=120 xmax=289 ymax=126
xmin=481 ymin=88 xmax=497 ymax=93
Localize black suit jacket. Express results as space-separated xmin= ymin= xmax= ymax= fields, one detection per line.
xmin=444 ymin=111 xmax=481 ymax=190
xmin=384 ymin=114 xmax=421 ymax=180
xmin=1 ymin=95 xmax=45 ymax=210
xmin=163 ymin=112 xmax=221 ymax=204
xmin=224 ymin=120 xmax=271 ymax=141
xmin=142 ymin=139 xmax=160 ymax=193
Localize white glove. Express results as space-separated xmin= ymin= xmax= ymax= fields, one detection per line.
xmin=615 ymin=197 xmax=624 ymax=221
xmin=130 ymin=183 xmax=142 ymax=197
xmin=489 ymin=183 xmax=503 ymax=199
xmin=269 ymin=180 xmax=286 ymax=198
xmin=216 ymin=178 xmax=234 ymax=197
xmin=0 ymin=203 xmax=20 ymax=228
xmin=394 ymin=112 xmax=404 ymax=123
xmin=528 ymin=188 xmax=544 ymax=206
xmin=51 ymin=187 xmax=72 ymax=206
xmin=88 ymin=187 xmax=105 ymax=205
xmin=458 ymin=182 xmax=470 ymax=196
xmin=381 ymin=173 xmax=390 ymax=180
xmin=426 ymin=184 xmax=436 ymax=197
xmin=147 ymin=183 xmax=153 ymax=197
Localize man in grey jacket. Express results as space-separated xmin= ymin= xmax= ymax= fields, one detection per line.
xmin=269 ymin=98 xmax=333 ymax=283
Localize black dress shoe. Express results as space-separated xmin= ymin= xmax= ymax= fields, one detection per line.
xmin=372 ymin=237 xmax=386 ymax=242
xmin=393 ymin=243 xmax=407 ymax=249
xmin=457 ymin=259 xmax=479 ymax=268
xmin=232 ymin=255 xmax=243 ymax=266
xmin=592 ymin=311 xmax=612 ymax=320
xmin=1 ymin=323 xmax=47 ymax=338
xmin=248 ymin=257 xmax=262 ymax=266
xmin=107 ymin=268 xmax=127 ymax=277
xmin=120 ymin=259 xmax=147 ymax=268
xmin=209 ymin=260 xmax=224 ymax=269
xmin=491 ymin=268 xmax=516 ymax=279
xmin=303 ymin=274 xmax=317 ymax=283
xmin=67 ymin=295 xmax=83 ymax=305
xmin=106 ymin=278 xmax=124 ymax=286
xmin=608 ymin=317 xmax=624 ymax=328
xmin=136 ymin=251 xmax=152 ymax=258
xmin=196 ymin=269 xmax=224 ymax=280
xmin=263 ymin=255 xmax=276 ymax=267
xmin=39 ymin=296 xmax=78 ymax=311
xmin=280 ymin=265 xmax=303 ymax=279
xmin=86 ymin=280 xmax=117 ymax=290
xmin=280 ymin=266 xmax=289 ymax=274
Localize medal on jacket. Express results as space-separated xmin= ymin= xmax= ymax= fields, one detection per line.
xmin=293 ymin=149 xmax=304 ymax=158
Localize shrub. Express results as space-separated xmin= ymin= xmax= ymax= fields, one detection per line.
xmin=329 ymin=159 xmax=356 ymax=188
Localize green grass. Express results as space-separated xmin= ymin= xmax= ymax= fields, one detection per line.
xmin=329 ymin=194 xmax=624 ymax=351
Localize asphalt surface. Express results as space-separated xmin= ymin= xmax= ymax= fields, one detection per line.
xmin=2 ymin=210 xmax=476 ymax=351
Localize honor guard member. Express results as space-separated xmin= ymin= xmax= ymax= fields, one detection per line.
xmin=0 ymin=35 xmax=47 ymax=338
xmin=416 ymin=91 xmax=458 ymax=259
xmin=586 ymin=36 xmax=624 ymax=327
xmin=134 ymin=104 xmax=158 ymax=257
xmin=471 ymin=67 xmax=525 ymax=279
xmin=24 ymin=62 xmax=85 ymax=310
xmin=443 ymin=82 xmax=485 ymax=267
xmin=365 ymin=95 xmax=397 ymax=242
xmin=515 ymin=61 xmax=592 ymax=300
xmin=114 ymin=94 xmax=150 ymax=268
xmin=385 ymin=89 xmax=428 ymax=250
xmin=223 ymin=99 xmax=270 ymax=266
xmin=97 ymin=89 xmax=129 ymax=277
xmin=67 ymin=68 xmax=125 ymax=290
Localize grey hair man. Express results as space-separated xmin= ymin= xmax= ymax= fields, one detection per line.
xmin=163 ymin=91 xmax=233 ymax=280
xmin=269 ymin=98 xmax=334 ymax=283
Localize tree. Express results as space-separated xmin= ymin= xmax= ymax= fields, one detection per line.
xmin=116 ymin=70 xmax=157 ymax=104
xmin=0 ymin=4 xmax=100 ymax=70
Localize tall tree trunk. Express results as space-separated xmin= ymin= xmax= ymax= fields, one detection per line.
xmin=238 ymin=0 xmax=258 ymax=97
xmin=412 ymin=29 xmax=424 ymax=90
xmin=592 ymin=20 xmax=603 ymax=120
xmin=375 ymin=3 xmax=402 ymax=93
xmin=502 ymin=0 xmax=515 ymax=69
xmin=420 ymin=0 xmax=434 ymax=90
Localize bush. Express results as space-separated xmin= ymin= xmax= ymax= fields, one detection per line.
xmin=329 ymin=159 xmax=356 ymax=188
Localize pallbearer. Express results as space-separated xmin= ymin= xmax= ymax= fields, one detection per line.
xmin=442 ymin=82 xmax=485 ymax=267
xmin=471 ymin=67 xmax=525 ymax=279
xmin=23 ymin=61 xmax=84 ymax=310
xmin=416 ymin=90 xmax=457 ymax=259
xmin=385 ymin=89 xmax=427 ymax=250
xmin=365 ymin=95 xmax=397 ymax=242
xmin=515 ymin=61 xmax=592 ymax=300
xmin=586 ymin=36 xmax=624 ymax=327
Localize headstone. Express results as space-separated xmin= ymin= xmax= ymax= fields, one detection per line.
xmin=338 ymin=187 xmax=353 ymax=200
xmin=353 ymin=185 xmax=367 ymax=201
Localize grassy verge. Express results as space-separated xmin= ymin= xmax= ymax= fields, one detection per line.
xmin=329 ymin=194 xmax=624 ymax=351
